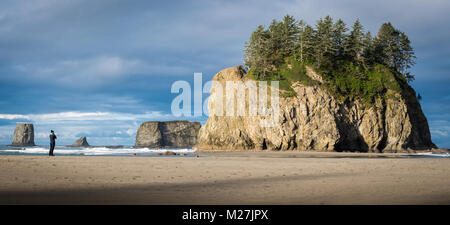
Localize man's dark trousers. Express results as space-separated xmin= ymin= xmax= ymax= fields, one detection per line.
xmin=49 ymin=143 xmax=55 ymax=156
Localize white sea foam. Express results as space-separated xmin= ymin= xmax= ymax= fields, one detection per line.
xmin=415 ymin=152 xmax=450 ymax=158
xmin=0 ymin=146 xmax=195 ymax=156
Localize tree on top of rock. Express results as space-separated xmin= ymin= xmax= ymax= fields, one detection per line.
xmin=243 ymin=15 xmax=416 ymax=82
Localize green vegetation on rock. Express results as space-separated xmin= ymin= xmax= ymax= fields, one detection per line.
xmin=243 ymin=15 xmax=417 ymax=104
xmin=319 ymin=62 xmax=405 ymax=106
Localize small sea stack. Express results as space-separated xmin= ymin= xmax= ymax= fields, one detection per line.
xmin=71 ymin=136 xmax=90 ymax=147
xmin=11 ymin=123 xmax=35 ymax=146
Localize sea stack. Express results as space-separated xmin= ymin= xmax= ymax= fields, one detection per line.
xmin=196 ymin=66 xmax=436 ymax=152
xmin=71 ymin=136 xmax=90 ymax=147
xmin=11 ymin=123 xmax=35 ymax=146
xmin=135 ymin=121 xmax=201 ymax=148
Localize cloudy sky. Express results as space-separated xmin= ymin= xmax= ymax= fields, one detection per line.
xmin=0 ymin=0 xmax=449 ymax=147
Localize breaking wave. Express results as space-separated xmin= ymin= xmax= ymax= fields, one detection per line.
xmin=0 ymin=145 xmax=195 ymax=156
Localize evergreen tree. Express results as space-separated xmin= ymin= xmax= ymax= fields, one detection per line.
xmin=298 ymin=21 xmax=315 ymax=62
xmin=314 ymin=16 xmax=334 ymax=67
xmin=297 ymin=19 xmax=306 ymax=62
xmin=243 ymin=15 xmax=417 ymax=83
xmin=244 ymin=15 xmax=300 ymax=79
xmin=331 ymin=19 xmax=348 ymax=59
xmin=374 ymin=22 xmax=414 ymax=81
xmin=344 ymin=19 xmax=365 ymax=64
xmin=267 ymin=19 xmax=283 ymax=69
xmin=399 ymin=32 xmax=416 ymax=82
xmin=374 ymin=22 xmax=400 ymax=68
xmin=280 ymin=15 xmax=299 ymax=59
xmin=265 ymin=16 xmax=300 ymax=71
xmin=244 ymin=25 xmax=271 ymax=79
xmin=362 ymin=31 xmax=374 ymax=67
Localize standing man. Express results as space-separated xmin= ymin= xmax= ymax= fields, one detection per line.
xmin=49 ymin=130 xmax=57 ymax=156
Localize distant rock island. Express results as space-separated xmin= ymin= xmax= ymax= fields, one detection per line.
xmin=196 ymin=66 xmax=436 ymax=152
xmin=135 ymin=121 xmax=201 ymax=148
xmin=71 ymin=136 xmax=90 ymax=147
xmin=10 ymin=123 xmax=35 ymax=146
xmin=66 ymin=136 xmax=124 ymax=148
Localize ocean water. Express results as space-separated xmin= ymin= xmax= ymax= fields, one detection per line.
xmin=414 ymin=152 xmax=450 ymax=158
xmin=0 ymin=145 xmax=196 ymax=157
xmin=0 ymin=145 xmax=448 ymax=158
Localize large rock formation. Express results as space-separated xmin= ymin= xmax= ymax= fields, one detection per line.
xmin=196 ymin=66 xmax=436 ymax=152
xmin=11 ymin=123 xmax=35 ymax=146
xmin=135 ymin=121 xmax=201 ymax=148
xmin=71 ymin=136 xmax=90 ymax=147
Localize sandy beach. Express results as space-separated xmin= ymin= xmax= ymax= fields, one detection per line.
xmin=0 ymin=151 xmax=449 ymax=205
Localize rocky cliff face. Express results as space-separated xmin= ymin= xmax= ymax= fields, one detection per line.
xmin=196 ymin=66 xmax=436 ymax=152
xmin=135 ymin=121 xmax=201 ymax=148
xmin=11 ymin=123 xmax=35 ymax=146
xmin=71 ymin=136 xmax=90 ymax=147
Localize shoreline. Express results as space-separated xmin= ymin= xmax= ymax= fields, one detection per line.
xmin=1 ymin=146 xmax=449 ymax=158
xmin=195 ymin=149 xmax=450 ymax=159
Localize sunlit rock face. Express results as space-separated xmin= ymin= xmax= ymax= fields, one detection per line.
xmin=71 ymin=136 xmax=90 ymax=147
xmin=196 ymin=66 xmax=436 ymax=152
xmin=11 ymin=123 xmax=35 ymax=147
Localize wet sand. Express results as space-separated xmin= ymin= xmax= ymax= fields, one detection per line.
xmin=0 ymin=151 xmax=449 ymax=204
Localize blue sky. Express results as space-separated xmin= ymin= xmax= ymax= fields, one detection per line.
xmin=0 ymin=0 xmax=449 ymax=147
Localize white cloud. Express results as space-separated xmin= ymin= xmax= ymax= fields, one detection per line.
xmin=431 ymin=129 xmax=448 ymax=137
xmin=126 ymin=128 xmax=135 ymax=136
xmin=0 ymin=111 xmax=172 ymax=123
xmin=0 ymin=110 xmax=175 ymax=145
xmin=430 ymin=125 xmax=450 ymax=138
xmin=0 ymin=114 xmax=30 ymax=120
xmin=428 ymin=119 xmax=450 ymax=148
